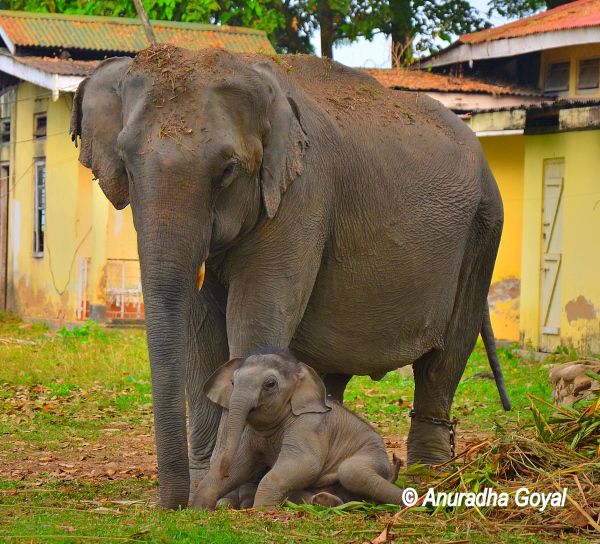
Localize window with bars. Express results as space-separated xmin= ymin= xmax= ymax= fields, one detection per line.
xmin=1 ymin=118 xmax=10 ymax=143
xmin=33 ymin=160 xmax=45 ymax=257
xmin=577 ymin=59 xmax=600 ymax=91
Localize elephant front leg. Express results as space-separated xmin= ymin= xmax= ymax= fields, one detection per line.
xmin=186 ymin=270 xmax=230 ymax=496
xmin=191 ymin=426 xmax=265 ymax=510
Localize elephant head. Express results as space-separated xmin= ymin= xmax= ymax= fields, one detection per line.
xmin=70 ymin=46 xmax=309 ymax=508
xmin=204 ymin=349 xmax=331 ymax=479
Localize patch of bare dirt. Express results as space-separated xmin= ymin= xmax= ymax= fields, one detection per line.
xmin=1 ymin=426 xmax=157 ymax=484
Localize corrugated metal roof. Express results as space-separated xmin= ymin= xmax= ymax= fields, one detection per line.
xmin=470 ymin=97 xmax=600 ymax=114
xmin=366 ymin=68 xmax=542 ymax=96
xmin=14 ymin=56 xmax=99 ymax=76
xmin=0 ymin=10 xmax=274 ymax=53
xmin=462 ymin=0 xmax=600 ymax=44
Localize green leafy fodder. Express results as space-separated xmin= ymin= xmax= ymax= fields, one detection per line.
xmin=404 ymin=378 xmax=600 ymax=535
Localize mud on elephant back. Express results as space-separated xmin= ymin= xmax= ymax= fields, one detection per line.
xmin=71 ymin=43 xmax=511 ymax=509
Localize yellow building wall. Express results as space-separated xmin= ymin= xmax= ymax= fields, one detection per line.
xmin=7 ymin=83 xmax=85 ymax=321
xmin=479 ymin=135 xmax=524 ymax=341
xmin=521 ymin=130 xmax=600 ymax=354
xmin=6 ymin=82 xmax=140 ymax=323
xmin=541 ymin=44 xmax=600 ymax=98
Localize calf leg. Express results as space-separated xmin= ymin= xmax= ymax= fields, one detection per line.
xmin=337 ymin=455 xmax=404 ymax=505
xmin=191 ymin=423 xmax=266 ymax=510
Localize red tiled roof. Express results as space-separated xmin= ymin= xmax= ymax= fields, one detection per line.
xmin=462 ymin=0 xmax=600 ymax=44
xmin=0 ymin=10 xmax=274 ymax=54
xmin=366 ymin=68 xmax=539 ymax=96
xmin=14 ymin=56 xmax=99 ymax=76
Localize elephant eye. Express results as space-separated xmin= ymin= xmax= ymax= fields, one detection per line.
xmin=263 ymin=378 xmax=276 ymax=390
xmin=215 ymin=161 xmax=237 ymax=188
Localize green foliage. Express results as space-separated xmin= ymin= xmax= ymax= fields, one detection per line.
xmin=529 ymin=374 xmax=600 ymax=458
xmin=59 ymin=320 xmax=108 ymax=343
xmin=352 ymin=0 xmax=490 ymax=66
xmin=488 ymin=0 xmax=578 ymax=19
xmin=0 ymin=0 xmax=493 ymax=62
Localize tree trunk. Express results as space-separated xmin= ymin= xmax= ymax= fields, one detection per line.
xmin=389 ymin=0 xmax=412 ymax=68
xmin=546 ymin=0 xmax=577 ymax=8
xmin=318 ymin=0 xmax=334 ymax=59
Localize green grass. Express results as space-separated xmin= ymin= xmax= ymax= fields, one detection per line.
xmin=0 ymin=313 xmax=148 ymax=386
xmin=0 ymin=479 xmax=563 ymax=544
xmin=0 ymin=313 xmax=594 ymax=543
xmin=345 ymin=342 xmax=554 ymax=438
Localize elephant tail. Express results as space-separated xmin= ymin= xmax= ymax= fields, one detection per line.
xmin=481 ymin=300 xmax=512 ymax=411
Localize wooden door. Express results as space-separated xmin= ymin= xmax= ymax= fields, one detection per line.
xmin=540 ymin=159 xmax=564 ymax=351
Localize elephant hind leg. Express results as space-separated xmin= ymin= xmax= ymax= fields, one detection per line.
xmin=322 ymin=373 xmax=352 ymax=403
xmin=337 ymin=456 xmax=404 ymax=505
xmin=407 ymin=209 xmax=502 ymax=466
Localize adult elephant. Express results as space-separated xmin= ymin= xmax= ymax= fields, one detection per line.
xmin=71 ymin=45 xmax=510 ymax=509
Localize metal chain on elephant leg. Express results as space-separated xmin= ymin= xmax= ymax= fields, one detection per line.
xmin=408 ymin=410 xmax=459 ymax=458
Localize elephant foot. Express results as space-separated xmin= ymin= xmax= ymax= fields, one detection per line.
xmin=406 ymin=412 xmax=455 ymax=466
xmin=311 ymin=491 xmax=343 ymax=507
xmin=190 ymin=491 xmax=218 ymax=510
xmin=216 ymin=496 xmax=236 ymax=509
xmin=189 ymin=467 xmax=209 ymax=493
xmin=238 ymin=482 xmax=259 ymax=509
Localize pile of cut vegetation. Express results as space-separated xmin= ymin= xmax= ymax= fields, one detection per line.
xmin=358 ymin=372 xmax=600 ymax=542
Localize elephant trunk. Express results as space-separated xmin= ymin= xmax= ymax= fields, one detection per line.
xmin=219 ymin=385 xmax=258 ymax=479
xmin=136 ymin=200 xmax=211 ymax=509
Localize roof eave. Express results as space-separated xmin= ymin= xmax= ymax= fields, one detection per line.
xmin=423 ymin=26 xmax=600 ymax=68
xmin=0 ymin=25 xmax=15 ymax=54
xmin=0 ymin=53 xmax=83 ymax=98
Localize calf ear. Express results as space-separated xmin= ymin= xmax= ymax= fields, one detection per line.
xmin=204 ymin=358 xmax=243 ymax=409
xmin=290 ymin=363 xmax=332 ymax=416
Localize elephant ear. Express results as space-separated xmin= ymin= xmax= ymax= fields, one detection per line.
xmin=252 ymin=62 xmax=308 ymax=220
xmin=70 ymin=57 xmax=132 ymax=210
xmin=204 ymin=358 xmax=243 ymax=409
xmin=291 ymin=363 xmax=332 ymax=416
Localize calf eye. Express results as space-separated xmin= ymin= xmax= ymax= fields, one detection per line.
xmin=222 ymin=163 xmax=235 ymax=178
xmin=263 ymin=378 xmax=276 ymax=390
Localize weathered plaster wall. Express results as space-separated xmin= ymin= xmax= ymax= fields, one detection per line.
xmin=6 ymin=81 xmax=141 ymax=323
xmin=521 ymin=130 xmax=600 ymax=354
xmin=480 ymin=134 xmax=524 ymax=341
xmin=6 ymin=82 xmax=88 ymax=322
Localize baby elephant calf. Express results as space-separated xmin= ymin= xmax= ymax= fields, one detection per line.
xmin=191 ymin=348 xmax=404 ymax=509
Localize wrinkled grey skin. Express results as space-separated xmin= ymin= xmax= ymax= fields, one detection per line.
xmin=192 ymin=349 xmax=404 ymax=509
xmin=71 ymin=45 xmax=509 ymax=509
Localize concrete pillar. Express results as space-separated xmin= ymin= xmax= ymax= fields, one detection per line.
xmin=89 ymin=182 xmax=108 ymax=322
